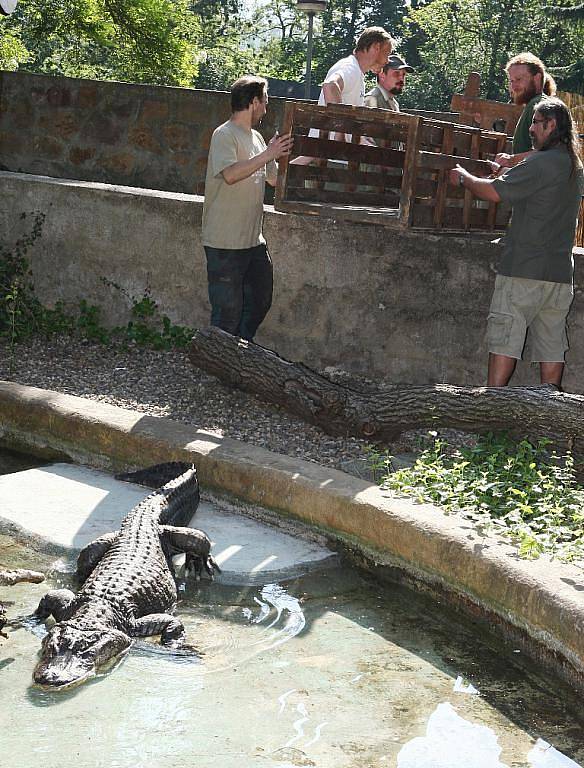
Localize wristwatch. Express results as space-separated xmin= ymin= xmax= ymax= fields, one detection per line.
xmin=458 ymin=173 xmax=465 ymax=188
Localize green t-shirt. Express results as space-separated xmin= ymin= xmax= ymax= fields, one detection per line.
xmin=202 ymin=120 xmax=276 ymax=250
xmin=492 ymin=145 xmax=584 ymax=284
xmin=512 ymin=94 xmax=548 ymax=154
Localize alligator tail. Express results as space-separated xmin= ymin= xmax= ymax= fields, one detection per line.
xmin=119 ymin=463 xmax=200 ymax=528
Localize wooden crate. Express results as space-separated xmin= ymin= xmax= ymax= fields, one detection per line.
xmin=274 ymin=101 xmax=510 ymax=233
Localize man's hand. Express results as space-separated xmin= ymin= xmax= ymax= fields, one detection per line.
xmin=488 ymin=160 xmax=503 ymax=177
xmin=448 ymin=163 xmax=501 ymax=203
xmin=448 ymin=163 xmax=469 ymax=187
xmin=494 ymin=152 xmax=514 ymax=168
xmin=267 ymin=132 xmax=294 ymax=161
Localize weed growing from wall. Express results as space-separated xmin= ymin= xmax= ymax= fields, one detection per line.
xmin=375 ymin=432 xmax=584 ymax=564
xmin=0 ymin=214 xmax=194 ymax=354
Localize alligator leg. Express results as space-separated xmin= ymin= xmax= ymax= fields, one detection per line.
xmin=132 ymin=614 xmax=186 ymax=647
xmin=159 ymin=525 xmax=221 ymax=581
xmin=34 ymin=589 xmax=76 ymax=622
xmin=76 ymin=531 xmax=120 ymax=582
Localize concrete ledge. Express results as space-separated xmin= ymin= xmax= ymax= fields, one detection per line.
xmin=1 ymin=380 xmax=584 ymax=691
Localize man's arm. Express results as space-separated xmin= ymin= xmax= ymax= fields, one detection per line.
xmin=321 ymin=72 xmax=345 ymax=105
xmin=221 ymin=133 xmax=293 ymax=185
xmin=448 ymin=163 xmax=501 ymax=203
xmin=494 ymin=149 xmax=533 ymax=169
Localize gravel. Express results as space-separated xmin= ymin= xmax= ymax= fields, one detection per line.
xmin=0 ymin=337 xmax=381 ymax=478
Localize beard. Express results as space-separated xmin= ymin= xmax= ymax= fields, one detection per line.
xmin=389 ymin=84 xmax=404 ymax=95
xmin=511 ymin=80 xmax=538 ymax=105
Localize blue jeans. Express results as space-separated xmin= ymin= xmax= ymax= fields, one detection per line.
xmin=204 ymin=243 xmax=273 ymax=341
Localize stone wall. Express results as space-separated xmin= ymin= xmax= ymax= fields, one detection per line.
xmin=2 ymin=170 xmax=584 ymax=392
xmin=0 ymin=71 xmax=288 ymax=194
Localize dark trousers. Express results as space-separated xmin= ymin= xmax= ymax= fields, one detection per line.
xmin=204 ymin=243 xmax=273 ymax=341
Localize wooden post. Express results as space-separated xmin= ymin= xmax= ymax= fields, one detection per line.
xmin=274 ymin=102 xmax=295 ymax=208
xmin=464 ymin=72 xmax=481 ymax=98
xmin=463 ymin=130 xmax=481 ymax=229
xmin=399 ymin=115 xmax=421 ymax=226
xmin=433 ymin=124 xmax=454 ymax=227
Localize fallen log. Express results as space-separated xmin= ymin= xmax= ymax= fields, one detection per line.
xmin=189 ymin=327 xmax=584 ymax=452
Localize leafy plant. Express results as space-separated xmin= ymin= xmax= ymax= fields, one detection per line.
xmin=0 ymin=212 xmax=46 ymax=345
xmin=376 ymin=432 xmax=584 ymax=563
xmin=0 ymin=216 xmax=192 ymax=354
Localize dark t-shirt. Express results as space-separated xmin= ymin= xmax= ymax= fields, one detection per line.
xmin=492 ymin=145 xmax=584 ymax=284
xmin=512 ymin=94 xmax=548 ymax=154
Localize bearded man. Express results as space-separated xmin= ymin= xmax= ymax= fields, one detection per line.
xmin=495 ymin=52 xmax=557 ymax=168
xmin=364 ymin=54 xmax=414 ymax=112
xmin=449 ymin=98 xmax=584 ymax=389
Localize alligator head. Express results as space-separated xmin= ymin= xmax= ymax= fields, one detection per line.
xmin=33 ymin=624 xmax=132 ymax=690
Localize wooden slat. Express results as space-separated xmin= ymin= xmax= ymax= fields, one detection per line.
xmin=287 ymin=163 xmax=402 ymax=188
xmin=291 ymin=115 xmax=408 ymax=143
xmin=486 ymin=131 xmax=508 ymax=229
xmin=293 ymin=136 xmax=405 ymax=167
xmin=274 ymin=101 xmax=295 ymax=209
xmin=276 ymin=198 xmax=402 ymax=227
xmin=399 ymin=115 xmax=422 ymax=226
xmin=288 ymin=187 xmax=400 ymax=207
xmin=433 ymin=124 xmax=455 ymax=227
xmin=418 ymin=151 xmax=493 ymax=176
xmin=462 ymin=131 xmax=481 ymax=229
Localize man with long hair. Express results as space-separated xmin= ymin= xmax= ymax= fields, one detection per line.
xmin=449 ymin=98 xmax=584 ymax=389
xmin=202 ymin=76 xmax=293 ymax=341
xmin=495 ymin=52 xmax=557 ymax=167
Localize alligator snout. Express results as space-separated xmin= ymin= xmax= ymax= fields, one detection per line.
xmin=33 ymin=651 xmax=95 ymax=690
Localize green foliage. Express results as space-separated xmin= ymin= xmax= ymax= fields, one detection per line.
xmin=0 ymin=215 xmax=193 ymax=352
xmin=1 ymin=0 xmax=201 ymax=85
xmin=0 ymin=212 xmax=47 ymax=343
xmin=121 ymin=291 xmax=193 ymax=349
xmin=402 ymin=0 xmax=584 ymax=108
xmin=377 ymin=433 xmax=584 ymax=563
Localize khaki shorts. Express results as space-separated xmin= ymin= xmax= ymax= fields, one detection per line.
xmin=487 ymin=274 xmax=573 ymax=362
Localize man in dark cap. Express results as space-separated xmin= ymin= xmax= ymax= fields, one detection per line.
xmin=365 ymin=54 xmax=414 ymax=112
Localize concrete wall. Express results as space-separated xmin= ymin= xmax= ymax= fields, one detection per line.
xmin=0 ymin=71 xmax=289 ymax=195
xmin=2 ymin=170 xmax=584 ymax=392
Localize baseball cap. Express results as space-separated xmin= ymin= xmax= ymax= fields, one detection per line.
xmin=385 ymin=54 xmax=414 ymax=72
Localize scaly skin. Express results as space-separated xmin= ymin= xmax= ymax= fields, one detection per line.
xmin=33 ymin=462 xmax=217 ymax=690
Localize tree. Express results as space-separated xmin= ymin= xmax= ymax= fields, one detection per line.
xmin=545 ymin=1 xmax=584 ymax=93
xmin=0 ymin=0 xmax=201 ymax=85
xmin=401 ymin=0 xmax=584 ymax=110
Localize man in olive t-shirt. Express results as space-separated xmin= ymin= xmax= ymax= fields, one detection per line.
xmin=202 ymin=76 xmax=292 ymax=341
xmin=495 ymin=52 xmax=555 ymax=168
xmin=450 ymin=98 xmax=584 ymax=389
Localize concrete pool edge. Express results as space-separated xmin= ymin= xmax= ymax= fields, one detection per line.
xmin=1 ymin=379 xmax=583 ymax=692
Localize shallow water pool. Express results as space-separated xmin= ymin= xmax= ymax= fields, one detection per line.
xmin=1 ymin=531 xmax=583 ymax=768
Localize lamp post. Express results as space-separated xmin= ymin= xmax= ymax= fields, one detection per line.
xmin=296 ymin=1 xmax=327 ymax=100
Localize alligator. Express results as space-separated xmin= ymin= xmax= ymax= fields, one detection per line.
xmin=32 ymin=462 xmax=219 ymax=690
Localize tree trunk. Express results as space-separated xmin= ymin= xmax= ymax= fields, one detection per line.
xmin=189 ymin=327 xmax=584 ymax=452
